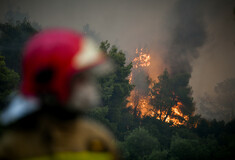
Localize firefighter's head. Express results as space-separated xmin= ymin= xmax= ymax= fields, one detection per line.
xmin=0 ymin=29 xmax=111 ymax=125
xmin=21 ymin=29 xmax=107 ymax=109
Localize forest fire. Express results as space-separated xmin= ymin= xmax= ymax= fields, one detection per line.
xmin=127 ymin=48 xmax=189 ymax=126
xmin=164 ymin=102 xmax=189 ymax=125
xmin=132 ymin=48 xmax=151 ymax=68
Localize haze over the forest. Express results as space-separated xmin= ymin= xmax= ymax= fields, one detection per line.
xmin=0 ymin=0 xmax=235 ymax=121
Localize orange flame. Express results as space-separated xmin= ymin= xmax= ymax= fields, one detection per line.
xmin=127 ymin=48 xmax=189 ymax=126
xmin=132 ymin=48 xmax=151 ymax=68
xmin=129 ymin=72 xmax=133 ymax=84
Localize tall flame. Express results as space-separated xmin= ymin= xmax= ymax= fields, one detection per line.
xmin=133 ymin=48 xmax=151 ymax=68
xmin=127 ymin=48 xmax=189 ymax=126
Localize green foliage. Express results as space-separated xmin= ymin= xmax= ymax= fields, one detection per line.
xmin=0 ymin=18 xmax=38 ymax=73
xmin=99 ymin=41 xmax=133 ymax=109
xmin=88 ymin=106 xmax=113 ymax=129
xmin=0 ymin=55 xmax=19 ymax=108
xmin=173 ymin=128 xmax=198 ymax=139
xmin=141 ymin=116 xmax=173 ymax=148
xmin=169 ymin=133 xmax=225 ymax=160
xmin=89 ymin=41 xmax=134 ymax=140
xmin=169 ymin=134 xmax=203 ymax=160
xmin=120 ymin=128 xmax=160 ymax=160
xmin=148 ymin=150 xmax=168 ymax=160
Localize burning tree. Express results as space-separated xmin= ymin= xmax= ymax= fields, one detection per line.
xmin=149 ymin=70 xmax=194 ymax=125
xmin=128 ymin=47 xmax=195 ymax=126
xmin=127 ymin=48 xmax=151 ymax=118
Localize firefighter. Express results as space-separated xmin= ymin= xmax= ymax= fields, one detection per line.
xmin=0 ymin=29 xmax=118 ymax=160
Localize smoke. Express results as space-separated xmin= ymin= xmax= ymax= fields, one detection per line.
xmin=163 ymin=0 xmax=206 ymax=75
xmin=132 ymin=68 xmax=150 ymax=95
xmin=190 ymin=0 xmax=235 ymax=120
xmin=197 ymin=78 xmax=235 ymax=122
xmin=83 ymin=24 xmax=101 ymax=43
xmin=1 ymin=6 xmax=41 ymax=30
xmin=159 ymin=0 xmax=235 ymax=121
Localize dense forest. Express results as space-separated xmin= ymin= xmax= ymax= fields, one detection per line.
xmin=0 ymin=20 xmax=234 ymax=160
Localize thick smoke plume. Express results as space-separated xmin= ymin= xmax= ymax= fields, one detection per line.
xmin=164 ymin=0 xmax=206 ymax=75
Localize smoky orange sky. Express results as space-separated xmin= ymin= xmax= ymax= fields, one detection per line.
xmin=0 ymin=0 xmax=235 ymax=121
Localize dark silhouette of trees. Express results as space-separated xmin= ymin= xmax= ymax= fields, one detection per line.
xmin=149 ymin=69 xmax=194 ymax=123
xmin=0 ymin=55 xmax=19 ymax=109
xmin=0 ymin=19 xmax=38 ymax=73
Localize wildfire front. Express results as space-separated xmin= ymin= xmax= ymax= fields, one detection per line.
xmin=127 ymin=47 xmax=189 ymax=126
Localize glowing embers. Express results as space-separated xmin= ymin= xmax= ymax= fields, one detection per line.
xmin=133 ymin=48 xmax=151 ymax=68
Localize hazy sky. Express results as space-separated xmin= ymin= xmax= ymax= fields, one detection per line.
xmin=0 ymin=0 xmax=235 ymax=119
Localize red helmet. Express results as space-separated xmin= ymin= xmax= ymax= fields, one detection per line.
xmin=21 ymin=29 xmax=105 ymax=103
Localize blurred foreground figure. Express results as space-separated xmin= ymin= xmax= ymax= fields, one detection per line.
xmin=0 ymin=29 xmax=117 ymax=160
